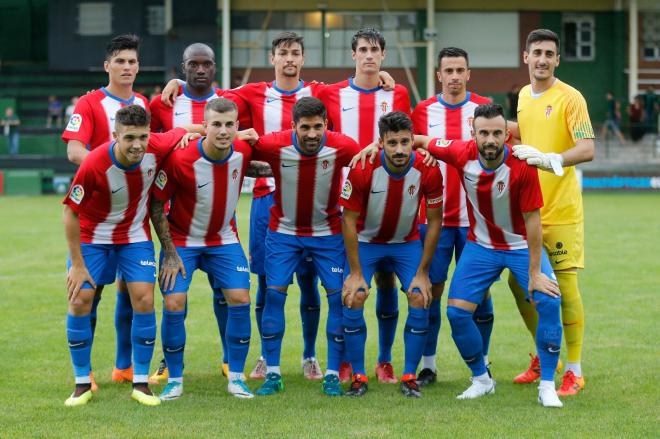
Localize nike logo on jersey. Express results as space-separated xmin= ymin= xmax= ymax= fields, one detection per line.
xmin=174 ymin=111 xmax=189 ymax=116
xmin=464 ymin=176 xmax=476 ymax=182
xmin=112 ymin=186 xmax=125 ymax=194
xmin=429 ymin=122 xmax=443 ymax=128
xmin=266 ymin=98 xmax=280 ymax=103
xmin=197 ymin=182 xmax=211 ymax=189
xmin=281 ymin=163 xmax=297 ymax=168
xmin=342 ymin=106 xmax=356 ymax=112
xmin=371 ymin=189 xmax=386 ymax=194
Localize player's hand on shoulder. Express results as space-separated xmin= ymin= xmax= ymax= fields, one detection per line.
xmin=349 ymin=142 xmax=379 ymax=169
xmin=417 ymin=148 xmax=438 ymax=167
xmin=342 ymin=273 xmax=369 ymax=308
xmin=178 ymin=132 xmax=201 ymax=149
xmin=528 ymin=271 xmax=561 ymax=300
xmin=161 ymin=79 xmax=182 ymax=107
xmin=378 ymin=71 xmax=395 ymax=91
xmin=512 ymin=144 xmax=564 ymax=176
xmin=237 ymin=128 xmax=259 ymax=146
xmin=66 ymin=264 xmax=96 ymax=302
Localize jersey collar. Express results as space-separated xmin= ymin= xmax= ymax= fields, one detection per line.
xmin=436 ymin=91 xmax=471 ymax=109
xmin=380 ymin=150 xmax=415 ymax=179
xmin=348 ymin=77 xmax=382 ymax=94
xmin=109 ymin=141 xmax=141 ymax=171
xmin=291 ymin=131 xmax=326 ymax=157
xmin=183 ymin=84 xmax=216 ymax=102
xmin=198 ymin=137 xmax=233 ymax=164
xmin=271 ymin=79 xmax=305 ymax=95
xmin=101 ymin=87 xmax=135 ymax=105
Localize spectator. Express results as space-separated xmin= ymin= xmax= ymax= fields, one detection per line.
xmin=46 ymin=95 xmax=63 ymax=128
xmin=628 ymin=95 xmax=645 ymax=142
xmin=506 ymin=83 xmax=521 ymax=120
xmin=600 ymin=91 xmax=625 ymax=145
xmin=65 ymin=96 xmax=78 ymax=124
xmin=2 ymin=106 xmax=21 ymax=155
xmin=150 ymin=85 xmax=162 ymax=101
xmin=643 ymin=87 xmax=658 ymax=135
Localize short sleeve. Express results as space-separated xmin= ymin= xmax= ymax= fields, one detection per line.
xmin=62 ymin=97 xmax=93 ymax=145
xmin=565 ymin=90 xmax=595 ymax=142
xmin=422 ymin=165 xmax=443 ymax=208
xmin=149 ymin=96 xmax=165 ymax=132
xmin=426 ymin=138 xmax=467 ymax=168
xmin=394 ymin=86 xmax=411 ymax=116
xmin=152 ymin=154 xmax=177 ymax=202
xmin=222 ymin=90 xmax=252 ymax=130
xmin=518 ymin=164 xmax=544 ymax=213
xmin=148 ymin=128 xmax=187 ymax=158
xmin=253 ymin=132 xmax=281 ymax=162
xmin=63 ymin=159 xmax=96 ymax=212
xmin=338 ymin=169 xmax=364 ymax=213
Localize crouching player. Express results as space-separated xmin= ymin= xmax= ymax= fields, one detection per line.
xmin=149 ymin=98 xmax=255 ymax=399
xmin=340 ymin=112 xmax=443 ymax=398
xmin=63 ymin=105 xmax=195 ymax=406
xmin=415 ymin=103 xmax=564 ymax=407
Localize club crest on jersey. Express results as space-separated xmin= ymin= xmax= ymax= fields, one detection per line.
xmin=147 ymin=168 xmax=154 ymax=179
xmin=380 ymin=101 xmax=389 ymax=113
xmin=496 ymin=181 xmax=506 ymax=193
xmin=232 ymin=169 xmax=239 ymax=180
xmin=341 ymin=180 xmax=353 ymax=200
xmin=66 ymin=114 xmax=83 ymax=132
xmin=408 ymin=184 xmax=417 ymax=197
xmin=155 ymin=170 xmax=167 ymax=190
xmin=69 ymin=184 xmax=84 ymax=204
xmin=321 ymin=160 xmax=329 ymax=170
xmin=545 ymin=105 xmax=553 ymax=118
xmin=435 ymin=139 xmax=453 ymax=148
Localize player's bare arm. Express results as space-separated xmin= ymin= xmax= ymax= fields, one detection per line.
xmin=408 ymin=205 xmax=442 ymax=308
xmin=523 ymin=208 xmax=560 ymax=300
xmin=246 ymin=161 xmax=274 ymax=178
xmin=161 ymin=78 xmax=183 ymax=106
xmin=236 ymin=128 xmax=259 ymax=145
xmin=149 ymin=197 xmax=186 ymax=291
xmin=349 ymin=139 xmax=436 ymax=169
xmin=559 ymin=138 xmax=595 ymax=167
xmin=63 ymin=205 xmax=96 ymax=301
xmin=341 ymin=208 xmax=369 ymax=308
xmin=177 ymin=131 xmax=202 ymax=148
xmin=66 ymin=140 xmax=89 ymax=165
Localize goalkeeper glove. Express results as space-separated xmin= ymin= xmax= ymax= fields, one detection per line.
xmin=512 ymin=144 xmax=564 ymax=176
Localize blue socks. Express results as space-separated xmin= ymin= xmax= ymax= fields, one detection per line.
xmin=261 ymin=288 xmax=287 ymax=367
xmin=90 ymin=294 xmax=101 ymax=338
xmin=67 ymin=314 xmax=92 ymax=382
xmin=343 ymin=307 xmax=367 ymax=375
xmin=114 ymin=291 xmax=133 ymax=370
xmin=212 ymin=288 xmax=229 ymax=364
xmin=376 ymin=287 xmax=399 ymax=363
xmin=535 ymin=294 xmax=562 ymax=381
xmin=423 ymin=299 xmax=441 ymax=357
xmin=131 ymin=311 xmax=157 ymax=382
xmin=326 ymin=291 xmax=344 ymax=372
xmin=403 ymin=306 xmax=429 ymax=375
xmin=473 ymin=296 xmax=494 ymax=359
xmin=297 ymin=273 xmax=320 ymax=359
xmin=161 ymin=309 xmax=186 ymax=380
xmin=255 ymin=275 xmax=267 ymax=357
xmin=226 ymin=303 xmax=251 ymax=374
xmin=447 ymin=305 xmax=487 ymax=377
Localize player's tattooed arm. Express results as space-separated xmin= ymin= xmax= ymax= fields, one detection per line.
xmin=523 ymin=209 xmax=560 ymax=301
xmin=246 ymin=161 xmax=274 ymax=178
xmin=149 ymin=198 xmax=187 ymax=291
xmin=63 ymin=206 xmax=96 ymax=301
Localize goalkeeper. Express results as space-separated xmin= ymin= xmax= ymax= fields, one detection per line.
xmin=509 ymin=29 xmax=595 ymax=397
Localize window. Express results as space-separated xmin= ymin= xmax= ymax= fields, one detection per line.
xmin=77 ymin=3 xmax=112 ymax=36
xmin=146 ymin=5 xmax=165 ymax=36
xmin=562 ymin=14 xmax=595 ymax=61
xmin=642 ymin=12 xmax=660 ymax=60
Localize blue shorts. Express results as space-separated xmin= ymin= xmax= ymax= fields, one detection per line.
xmin=249 ymin=193 xmax=274 ymax=275
xmin=160 ymin=244 xmax=250 ymax=294
xmin=68 ymin=242 xmax=157 ymax=290
xmin=345 ymin=241 xmax=423 ymax=292
xmin=419 ymin=224 xmax=468 ymax=284
xmin=448 ymin=241 xmax=556 ymax=304
xmin=295 ymin=249 xmax=317 ymax=278
xmin=265 ymin=230 xmax=344 ymax=291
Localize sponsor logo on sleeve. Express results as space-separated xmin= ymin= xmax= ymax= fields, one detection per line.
xmin=69 ymin=185 xmax=85 ymax=204
xmin=66 ymin=114 xmax=83 ymax=132
xmin=340 ymin=180 xmax=353 ymax=200
xmin=155 ymin=170 xmax=167 ymax=190
xmin=435 ymin=139 xmax=452 ymax=148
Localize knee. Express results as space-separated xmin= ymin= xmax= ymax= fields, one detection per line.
xmin=226 ymin=292 xmax=251 ymax=306
xmin=351 ymin=291 xmax=368 ymax=309
xmin=164 ymin=294 xmax=186 ymax=312
xmin=407 ymin=291 xmax=425 ymax=309
xmin=131 ymin=293 xmax=154 ymax=313
xmin=69 ymin=294 xmax=94 ymax=315
xmin=533 ymin=293 xmax=561 ymax=315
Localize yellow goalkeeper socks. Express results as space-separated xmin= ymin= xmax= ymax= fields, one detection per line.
xmin=556 ymin=270 xmax=584 ymax=364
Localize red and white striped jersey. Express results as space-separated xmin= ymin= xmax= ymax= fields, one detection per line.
xmin=427 ymin=139 xmax=543 ymax=250
xmin=149 ymin=85 xmax=250 ymax=132
xmin=63 ymin=129 xmax=187 ymax=244
xmin=319 ymin=79 xmax=411 ymax=147
xmin=340 ymin=151 xmax=443 ymax=244
xmin=151 ymin=138 xmax=252 ymax=247
xmin=412 ymin=92 xmax=491 ymax=227
xmin=229 ymin=80 xmax=327 ymax=198
xmin=62 ymin=87 xmax=149 ymax=150
xmin=253 ymin=129 xmax=361 ymax=236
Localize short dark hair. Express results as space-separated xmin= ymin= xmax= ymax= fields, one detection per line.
xmin=351 ymin=28 xmax=386 ymax=52
xmin=106 ymin=34 xmax=140 ymax=60
xmin=292 ymin=97 xmax=326 ymax=123
xmin=473 ymin=103 xmax=505 ymax=124
xmin=378 ymin=111 xmax=413 ymax=138
xmin=271 ymin=31 xmax=304 ymax=55
xmin=437 ymin=47 xmax=469 ymax=68
xmin=205 ymin=98 xmax=238 ymax=117
xmin=525 ymin=29 xmax=560 ymax=53
xmin=115 ymin=104 xmax=150 ymax=128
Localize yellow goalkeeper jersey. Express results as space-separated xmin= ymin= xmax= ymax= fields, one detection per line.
xmin=517 ymin=79 xmax=594 ymax=225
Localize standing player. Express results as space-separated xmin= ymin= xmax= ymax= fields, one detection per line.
xmin=250 ymin=97 xmax=361 ymax=397
xmin=63 ymin=105 xmax=194 ymax=406
xmin=340 ymin=112 xmax=443 ymax=398
xmin=416 ymin=103 xmax=564 ymax=407
xmin=319 ymin=28 xmax=411 ymax=383
xmin=411 ymin=47 xmax=493 ymax=386
xmin=149 ymin=99 xmax=255 ymax=400
xmin=61 ymin=34 xmax=150 ymax=386
xmin=510 ymin=29 xmax=594 ymax=396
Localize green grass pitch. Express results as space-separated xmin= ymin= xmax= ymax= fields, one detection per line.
xmin=1 ymin=193 xmax=659 ymax=437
